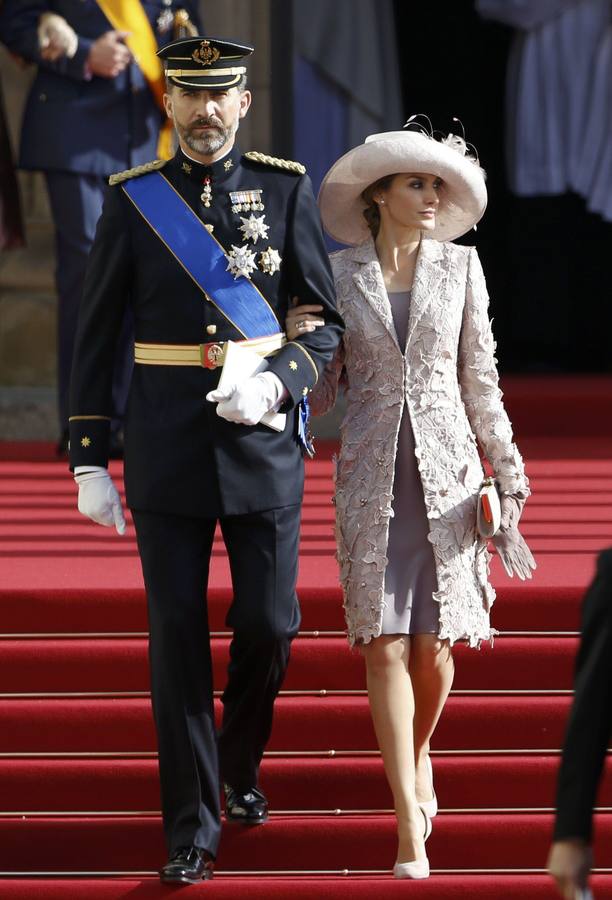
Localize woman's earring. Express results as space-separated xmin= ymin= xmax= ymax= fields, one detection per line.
xmin=378 ymin=198 xmax=385 ymax=205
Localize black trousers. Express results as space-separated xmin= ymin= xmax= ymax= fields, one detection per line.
xmin=132 ymin=504 xmax=302 ymax=857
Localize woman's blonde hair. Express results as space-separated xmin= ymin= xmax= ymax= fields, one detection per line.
xmin=361 ymin=174 xmax=397 ymax=238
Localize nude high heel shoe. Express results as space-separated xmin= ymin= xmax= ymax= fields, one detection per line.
xmin=418 ymin=755 xmax=438 ymax=819
xmin=393 ymin=809 xmax=432 ymax=880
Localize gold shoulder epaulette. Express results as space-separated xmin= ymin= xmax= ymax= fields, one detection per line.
xmin=109 ymin=158 xmax=167 ymax=186
xmin=244 ymin=151 xmax=306 ymax=175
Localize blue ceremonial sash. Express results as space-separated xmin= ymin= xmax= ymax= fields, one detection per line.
xmin=121 ymin=171 xmax=281 ymax=339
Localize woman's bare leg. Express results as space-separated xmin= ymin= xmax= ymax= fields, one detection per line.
xmin=408 ymin=635 xmax=454 ymax=803
xmin=361 ymin=634 xmax=425 ymax=863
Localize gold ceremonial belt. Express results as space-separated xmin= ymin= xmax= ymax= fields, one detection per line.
xmin=134 ymin=334 xmax=286 ymax=370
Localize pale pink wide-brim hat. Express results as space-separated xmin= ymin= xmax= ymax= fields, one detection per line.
xmin=318 ymin=130 xmax=488 ymax=245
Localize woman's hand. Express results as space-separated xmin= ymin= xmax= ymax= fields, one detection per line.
xmin=491 ymin=492 xmax=535 ymax=580
xmin=285 ymin=297 xmax=325 ymax=341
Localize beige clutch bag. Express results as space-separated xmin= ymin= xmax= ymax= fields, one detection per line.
xmin=477 ymin=476 xmax=501 ymax=538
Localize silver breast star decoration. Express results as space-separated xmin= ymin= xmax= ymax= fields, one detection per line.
xmin=226 ymin=244 xmax=257 ymax=279
xmin=238 ymin=213 xmax=270 ymax=244
xmin=258 ymin=246 xmax=282 ymax=276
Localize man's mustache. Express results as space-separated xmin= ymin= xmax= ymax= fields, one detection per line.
xmin=189 ymin=118 xmax=224 ymax=131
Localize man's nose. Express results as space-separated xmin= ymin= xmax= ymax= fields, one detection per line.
xmin=201 ymin=98 xmax=219 ymax=118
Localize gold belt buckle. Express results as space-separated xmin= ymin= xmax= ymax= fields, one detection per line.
xmin=200 ymin=342 xmax=225 ymax=369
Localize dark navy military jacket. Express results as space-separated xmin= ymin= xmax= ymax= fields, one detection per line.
xmin=68 ymin=145 xmax=344 ymax=517
xmin=0 ymin=1 xmax=201 ymax=175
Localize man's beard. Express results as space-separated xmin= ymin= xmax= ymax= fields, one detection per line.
xmin=178 ymin=115 xmax=238 ymax=156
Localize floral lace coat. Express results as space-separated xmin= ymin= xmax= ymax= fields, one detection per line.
xmin=311 ymin=237 xmax=529 ymax=648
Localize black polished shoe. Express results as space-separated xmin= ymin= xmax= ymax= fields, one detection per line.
xmin=160 ymin=846 xmax=214 ymax=884
xmin=224 ymin=784 xmax=269 ymax=825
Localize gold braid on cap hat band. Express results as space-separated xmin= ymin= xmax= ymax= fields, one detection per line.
xmin=165 ymin=66 xmax=246 ymax=77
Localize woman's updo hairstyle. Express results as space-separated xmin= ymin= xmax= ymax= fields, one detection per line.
xmin=361 ymin=174 xmax=396 ymax=238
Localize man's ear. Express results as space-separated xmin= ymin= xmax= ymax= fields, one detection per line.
xmin=163 ymin=92 xmax=173 ymax=119
xmin=238 ymin=89 xmax=252 ymax=119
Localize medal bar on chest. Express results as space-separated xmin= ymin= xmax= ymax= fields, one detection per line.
xmin=230 ymin=189 xmax=264 ymax=213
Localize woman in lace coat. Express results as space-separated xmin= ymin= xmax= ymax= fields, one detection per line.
xmin=287 ymin=128 xmax=535 ymax=879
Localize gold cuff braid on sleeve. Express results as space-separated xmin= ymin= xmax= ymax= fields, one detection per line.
xmin=68 ymin=415 xmax=111 ymax=422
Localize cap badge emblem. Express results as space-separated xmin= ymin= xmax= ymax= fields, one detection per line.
xmin=193 ymin=40 xmax=221 ymax=66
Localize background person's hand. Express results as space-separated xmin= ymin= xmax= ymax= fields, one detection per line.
xmin=87 ymin=30 xmax=131 ymax=78
xmin=285 ymin=296 xmax=325 ymax=340
xmin=547 ymin=839 xmax=593 ymax=899
xmin=74 ymin=468 xmax=126 ymax=535
xmin=38 ymin=12 xmax=78 ymax=61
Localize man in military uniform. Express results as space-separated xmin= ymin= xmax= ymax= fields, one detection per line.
xmin=68 ymin=36 xmax=343 ymax=884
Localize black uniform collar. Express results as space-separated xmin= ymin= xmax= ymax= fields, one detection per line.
xmin=175 ymin=143 xmax=242 ymax=184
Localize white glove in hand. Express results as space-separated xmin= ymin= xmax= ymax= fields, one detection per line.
xmin=492 ymin=492 xmax=535 ymax=580
xmin=206 ymin=372 xmax=283 ymax=426
xmin=74 ymin=468 xmax=126 ymax=535
xmin=38 ymin=12 xmax=78 ymax=61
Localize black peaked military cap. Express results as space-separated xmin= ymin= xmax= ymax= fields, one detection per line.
xmin=157 ymin=36 xmax=254 ymax=90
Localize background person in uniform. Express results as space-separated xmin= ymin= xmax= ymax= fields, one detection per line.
xmin=68 ymin=36 xmax=343 ymax=884
xmin=0 ymin=0 xmax=201 ymax=454
xmin=547 ymin=548 xmax=612 ymax=899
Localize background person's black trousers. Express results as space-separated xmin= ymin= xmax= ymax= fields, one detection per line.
xmin=132 ymin=504 xmax=302 ymax=858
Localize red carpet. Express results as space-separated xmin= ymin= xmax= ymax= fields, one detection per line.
xmin=2 ymin=375 xmax=612 ymax=897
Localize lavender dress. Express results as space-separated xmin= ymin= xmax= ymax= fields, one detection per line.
xmin=381 ymin=290 xmax=440 ymax=635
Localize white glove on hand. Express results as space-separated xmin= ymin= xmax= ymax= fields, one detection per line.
xmin=500 ymin=493 xmax=526 ymax=530
xmin=38 ymin=12 xmax=78 ymax=61
xmin=206 ymin=372 xmax=284 ymax=426
xmin=74 ymin=468 xmax=126 ymax=535
xmin=492 ymin=492 xmax=535 ymax=580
